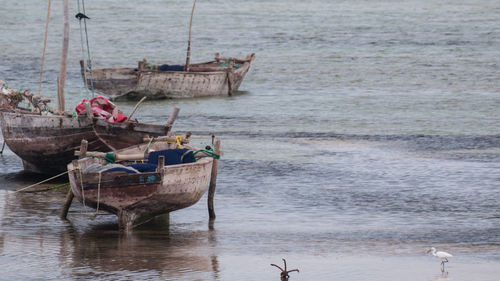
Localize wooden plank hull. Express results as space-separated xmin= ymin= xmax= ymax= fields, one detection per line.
xmin=68 ymin=157 xmax=214 ymax=230
xmin=87 ymin=55 xmax=254 ymax=100
xmin=0 ymin=110 xmax=169 ymax=174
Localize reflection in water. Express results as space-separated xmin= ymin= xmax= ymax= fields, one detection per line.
xmin=0 ymin=189 xmax=220 ymax=280
xmin=59 ymin=216 xmax=220 ymax=280
xmin=435 ymin=271 xmax=452 ymax=281
xmin=1 ymin=0 xmax=499 ymax=278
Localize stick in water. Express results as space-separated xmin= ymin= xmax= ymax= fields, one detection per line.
xmin=166 ymin=107 xmax=181 ymax=127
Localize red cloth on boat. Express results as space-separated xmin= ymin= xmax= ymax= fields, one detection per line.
xmin=74 ymin=96 xmax=128 ymax=123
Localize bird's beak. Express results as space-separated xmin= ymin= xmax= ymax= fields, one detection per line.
xmin=426 ymin=249 xmax=431 ymax=253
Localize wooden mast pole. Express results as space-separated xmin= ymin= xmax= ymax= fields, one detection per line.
xmin=57 ymin=0 xmax=70 ymax=112
xmin=38 ymin=0 xmax=52 ymax=95
xmin=184 ymin=0 xmax=197 ymax=72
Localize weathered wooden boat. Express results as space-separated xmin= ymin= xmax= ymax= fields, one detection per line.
xmin=83 ymin=53 xmax=255 ymax=100
xmin=81 ymin=0 xmax=254 ymax=100
xmin=66 ymin=138 xmax=221 ymax=231
xmin=0 ymin=1 xmax=174 ymax=175
xmin=0 ymin=105 xmax=173 ymax=174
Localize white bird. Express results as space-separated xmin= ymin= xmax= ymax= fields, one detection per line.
xmin=428 ymin=247 xmax=453 ymax=271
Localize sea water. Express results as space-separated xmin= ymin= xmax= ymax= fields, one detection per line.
xmin=0 ymin=0 xmax=499 ymax=280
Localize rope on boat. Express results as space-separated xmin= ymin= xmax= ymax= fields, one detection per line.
xmin=77 ymin=166 xmax=96 ymax=219
xmin=78 ymin=167 xmax=90 ymax=216
xmin=144 ymin=136 xmax=155 ymax=154
xmin=175 ymin=136 xmax=183 ymax=148
xmin=13 ymin=171 xmax=69 ymax=193
xmin=89 ymin=171 xmax=102 ymax=220
xmin=219 ymin=58 xmax=241 ymax=69
xmin=104 ymin=152 xmax=116 ymax=164
xmin=193 ymin=149 xmax=220 ymax=159
xmin=152 ymin=135 xmax=184 ymax=148
xmin=21 ymin=182 xmax=70 ymax=193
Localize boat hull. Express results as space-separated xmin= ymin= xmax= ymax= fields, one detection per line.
xmin=87 ymin=55 xmax=254 ymax=100
xmin=68 ymin=157 xmax=214 ymax=230
xmin=0 ymin=110 xmax=170 ymax=174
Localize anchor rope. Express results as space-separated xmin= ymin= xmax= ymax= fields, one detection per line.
xmin=14 ymin=170 xmax=68 ymax=193
xmin=78 ymin=167 xmax=90 ymax=216
xmin=92 ymin=171 xmax=102 ymax=219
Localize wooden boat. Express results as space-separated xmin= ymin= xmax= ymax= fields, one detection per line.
xmin=0 ymin=1 xmax=175 ymax=175
xmin=0 ymin=106 xmax=172 ymax=174
xmin=81 ymin=0 xmax=255 ymax=100
xmin=83 ymin=53 xmax=256 ymax=100
xmin=66 ymin=138 xmax=221 ymax=231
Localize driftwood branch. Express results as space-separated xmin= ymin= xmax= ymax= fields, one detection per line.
xmin=271 ymin=259 xmax=299 ymax=281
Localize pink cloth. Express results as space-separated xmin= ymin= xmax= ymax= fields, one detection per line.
xmin=75 ymin=96 xmax=128 ymax=123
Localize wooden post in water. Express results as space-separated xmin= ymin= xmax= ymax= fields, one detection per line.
xmin=166 ymin=107 xmax=180 ymax=127
xmin=208 ymin=140 xmax=221 ymax=220
xmin=60 ymin=140 xmax=87 ymax=219
xmin=60 ymin=186 xmax=75 ymax=220
xmin=184 ymin=0 xmax=197 ymax=72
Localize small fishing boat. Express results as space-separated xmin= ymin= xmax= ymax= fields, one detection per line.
xmin=66 ymin=137 xmax=221 ymax=231
xmin=0 ymin=81 xmax=176 ymax=175
xmin=83 ymin=53 xmax=255 ymax=100
xmin=81 ymin=0 xmax=255 ymax=100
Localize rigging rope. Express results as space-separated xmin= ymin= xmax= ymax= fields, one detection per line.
xmin=76 ymin=0 xmax=95 ymax=97
xmin=90 ymin=171 xmax=102 ymax=220
xmin=78 ymin=167 xmax=87 ymax=215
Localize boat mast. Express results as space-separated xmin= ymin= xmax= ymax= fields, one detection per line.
xmin=184 ymin=0 xmax=197 ymax=72
xmin=57 ymin=0 xmax=70 ymax=112
xmin=38 ymin=0 xmax=52 ymax=95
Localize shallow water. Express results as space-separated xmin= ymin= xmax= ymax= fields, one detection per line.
xmin=0 ymin=0 xmax=499 ymax=280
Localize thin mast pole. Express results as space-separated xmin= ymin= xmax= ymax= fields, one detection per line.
xmin=57 ymin=0 xmax=70 ymax=112
xmin=184 ymin=0 xmax=197 ymax=72
xmin=38 ymin=0 xmax=52 ymax=95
